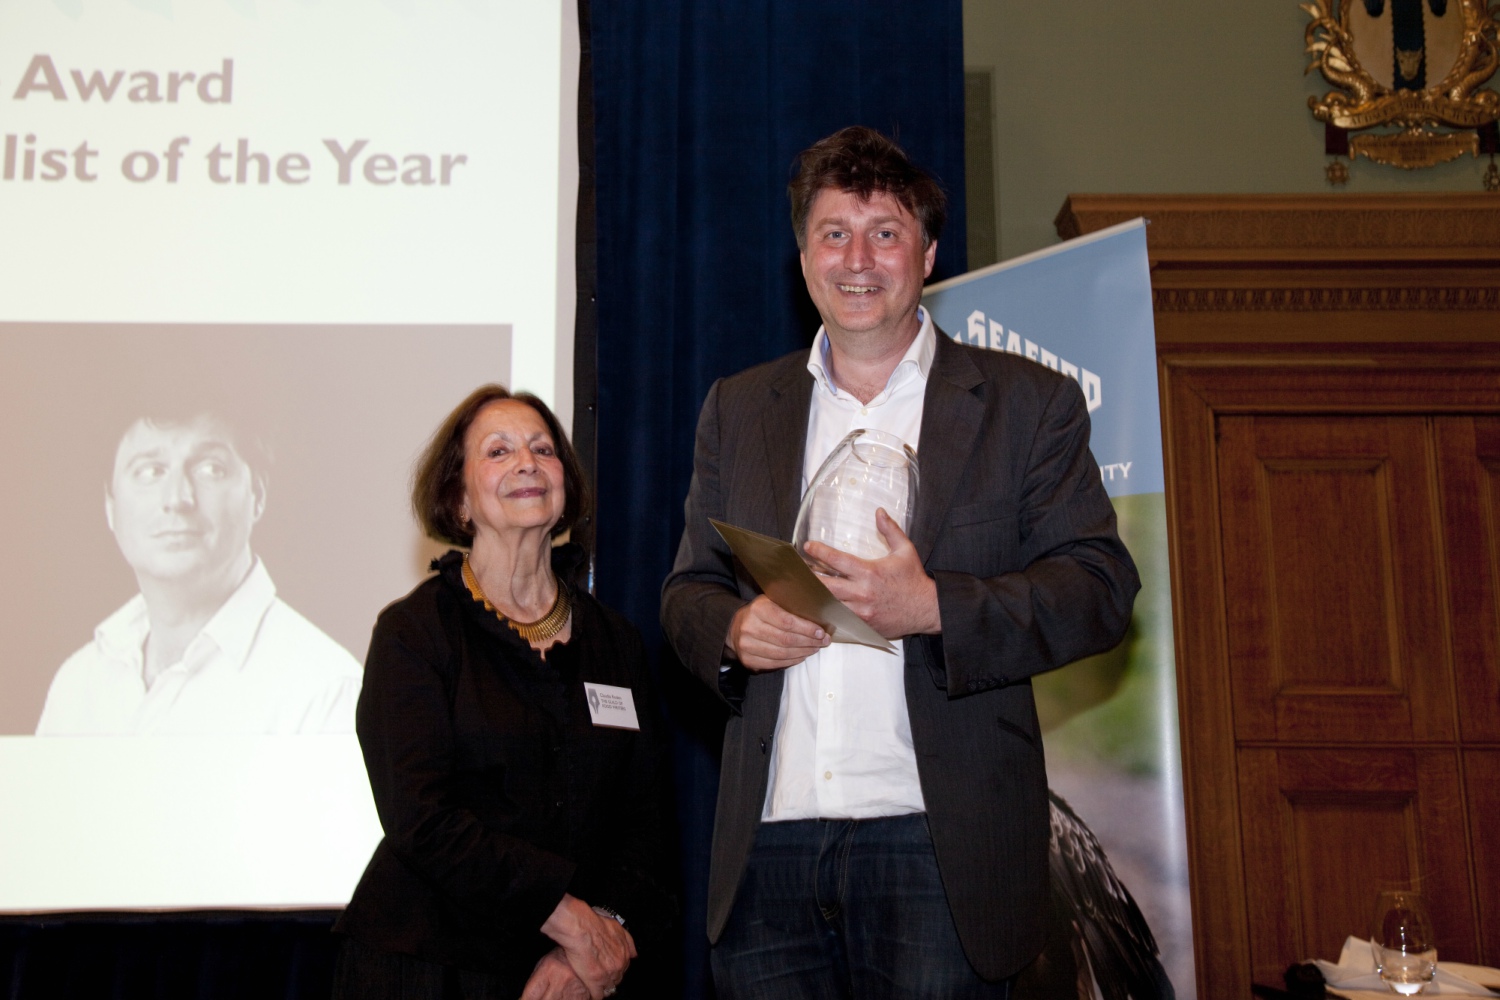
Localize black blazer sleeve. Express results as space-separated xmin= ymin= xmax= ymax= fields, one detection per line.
xmin=923 ymin=371 xmax=1139 ymax=696
xmin=659 ymin=377 xmax=758 ymax=711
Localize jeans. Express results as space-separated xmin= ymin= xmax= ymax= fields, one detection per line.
xmin=711 ymin=814 xmax=1014 ymax=1000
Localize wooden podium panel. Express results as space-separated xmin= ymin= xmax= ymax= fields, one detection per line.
xmin=1056 ymin=194 xmax=1500 ymax=997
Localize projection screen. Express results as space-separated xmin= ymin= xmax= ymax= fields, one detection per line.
xmin=0 ymin=0 xmax=579 ymax=910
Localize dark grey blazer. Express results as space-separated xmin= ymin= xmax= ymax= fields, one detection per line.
xmin=660 ymin=330 xmax=1139 ymax=981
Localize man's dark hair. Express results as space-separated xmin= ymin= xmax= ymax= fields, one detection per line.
xmin=106 ymin=413 xmax=271 ymax=498
xmin=788 ymin=126 xmax=947 ymax=250
xmin=411 ymin=384 xmax=591 ymax=547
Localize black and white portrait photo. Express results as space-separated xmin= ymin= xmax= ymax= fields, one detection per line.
xmin=35 ymin=411 xmax=362 ymax=735
xmin=0 ymin=322 xmax=510 ymax=737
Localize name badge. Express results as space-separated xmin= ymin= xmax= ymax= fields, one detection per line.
xmin=583 ymin=682 xmax=640 ymax=731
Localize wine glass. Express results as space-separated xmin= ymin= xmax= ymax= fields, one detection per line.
xmin=1371 ymin=889 xmax=1437 ymax=995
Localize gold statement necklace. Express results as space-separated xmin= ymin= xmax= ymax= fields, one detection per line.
xmin=461 ymin=555 xmax=571 ymax=642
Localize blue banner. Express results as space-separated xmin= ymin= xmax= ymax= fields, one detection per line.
xmin=923 ymin=220 xmax=1195 ymax=998
xmin=926 ymin=220 xmax=1162 ymax=498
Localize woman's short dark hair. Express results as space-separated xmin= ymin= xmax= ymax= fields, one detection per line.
xmin=788 ymin=126 xmax=947 ymax=250
xmin=412 ymin=384 xmax=591 ymax=546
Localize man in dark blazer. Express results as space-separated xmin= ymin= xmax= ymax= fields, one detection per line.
xmin=661 ymin=127 xmax=1138 ymax=998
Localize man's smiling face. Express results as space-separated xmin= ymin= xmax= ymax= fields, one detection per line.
xmin=799 ymin=187 xmax=937 ymax=349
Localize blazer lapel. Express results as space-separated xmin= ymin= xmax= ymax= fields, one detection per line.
xmin=911 ymin=334 xmax=985 ymax=564
xmin=760 ymin=361 xmax=813 ymax=541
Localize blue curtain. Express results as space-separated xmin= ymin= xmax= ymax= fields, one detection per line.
xmin=590 ymin=3 xmax=967 ymax=995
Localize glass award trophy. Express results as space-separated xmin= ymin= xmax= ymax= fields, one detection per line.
xmin=793 ymin=428 xmax=919 ymax=575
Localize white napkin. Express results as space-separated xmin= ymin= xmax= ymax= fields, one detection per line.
xmin=1312 ymin=936 xmax=1499 ymax=996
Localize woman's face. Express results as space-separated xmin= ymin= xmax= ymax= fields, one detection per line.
xmin=460 ymin=399 xmax=567 ymax=542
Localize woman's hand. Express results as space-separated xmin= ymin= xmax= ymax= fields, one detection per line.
xmin=521 ymin=947 xmax=591 ymax=1000
xmin=539 ymin=894 xmax=636 ymax=999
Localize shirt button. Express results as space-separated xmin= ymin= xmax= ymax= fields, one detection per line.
xmin=860 ymin=407 xmax=869 ymax=416
xmin=826 ymin=692 xmax=834 ymax=700
xmin=823 ymin=771 xmax=833 ymax=781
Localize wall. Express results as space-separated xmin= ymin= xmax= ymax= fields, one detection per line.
xmin=962 ymin=0 xmax=1495 ymax=262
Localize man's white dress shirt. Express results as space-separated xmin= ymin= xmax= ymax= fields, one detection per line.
xmin=762 ymin=308 xmax=935 ymax=822
xmin=36 ymin=559 xmax=362 ymax=735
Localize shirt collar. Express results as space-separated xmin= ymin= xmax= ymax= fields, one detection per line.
xmin=94 ymin=594 xmax=150 ymax=669
xmin=806 ymin=306 xmax=935 ymax=399
xmin=198 ymin=558 xmax=278 ymax=670
xmin=94 ymin=558 xmax=278 ymax=674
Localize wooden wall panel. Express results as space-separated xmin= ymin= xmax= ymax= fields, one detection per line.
xmin=1158 ymin=362 xmax=1253 ymax=994
xmin=1217 ymin=415 xmax=1451 ymax=744
xmin=1465 ymin=751 xmax=1500 ymax=966
xmin=1239 ymin=747 xmax=1477 ymax=984
xmin=1237 ymin=749 xmax=1297 ymax=984
xmin=1437 ymin=418 xmax=1500 ymax=742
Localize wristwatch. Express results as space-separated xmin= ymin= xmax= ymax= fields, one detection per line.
xmin=591 ymin=905 xmax=626 ymax=928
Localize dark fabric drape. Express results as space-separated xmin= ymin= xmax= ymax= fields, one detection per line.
xmin=590 ymin=3 xmax=966 ymax=996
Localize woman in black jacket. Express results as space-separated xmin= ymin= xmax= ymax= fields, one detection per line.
xmin=334 ymin=385 xmax=670 ymax=1000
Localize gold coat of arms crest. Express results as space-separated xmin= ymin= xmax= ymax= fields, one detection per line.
xmin=1304 ymin=0 xmax=1500 ymax=174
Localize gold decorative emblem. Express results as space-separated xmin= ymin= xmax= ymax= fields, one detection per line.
xmin=1304 ymin=0 xmax=1500 ymax=168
